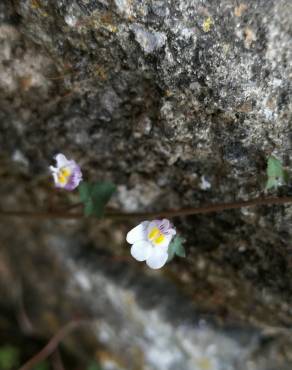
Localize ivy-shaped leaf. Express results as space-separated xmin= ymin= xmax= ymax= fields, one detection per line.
xmin=79 ymin=181 xmax=116 ymax=218
xmin=265 ymin=156 xmax=287 ymax=190
xmin=168 ymin=235 xmax=186 ymax=262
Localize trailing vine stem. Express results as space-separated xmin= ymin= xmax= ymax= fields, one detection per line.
xmin=1 ymin=196 xmax=292 ymax=221
xmin=19 ymin=320 xmax=90 ymax=370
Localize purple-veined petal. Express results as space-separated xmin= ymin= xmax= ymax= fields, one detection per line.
xmin=64 ymin=164 xmax=82 ymax=190
xmin=160 ymin=218 xmax=170 ymax=230
xmin=160 ymin=219 xmax=176 ymax=236
xmin=50 ymin=154 xmax=82 ymax=190
xmin=147 ymin=219 xmax=175 ymax=247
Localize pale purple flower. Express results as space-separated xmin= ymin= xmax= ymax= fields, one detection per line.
xmin=126 ymin=219 xmax=176 ymax=269
xmin=49 ymin=153 xmax=82 ymax=191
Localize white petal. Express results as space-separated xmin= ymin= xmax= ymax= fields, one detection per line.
xmin=131 ymin=241 xmax=152 ymax=261
xmin=146 ymin=248 xmax=169 ymax=269
xmin=49 ymin=165 xmax=58 ymax=173
xmin=55 ymin=153 xmax=69 ymax=168
xmin=52 ymin=172 xmax=59 ymax=184
xmin=167 ymin=228 xmax=176 ymax=236
xmin=126 ymin=221 xmax=148 ymax=244
xmin=67 ymin=159 xmax=77 ymax=168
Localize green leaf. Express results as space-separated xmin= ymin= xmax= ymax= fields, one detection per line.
xmin=265 ymin=156 xmax=287 ymax=190
xmin=87 ymin=362 xmax=102 ymax=370
xmin=79 ymin=181 xmax=116 ymax=218
xmin=0 ymin=346 xmax=20 ymax=370
xmin=33 ymin=361 xmax=50 ymax=370
xmin=78 ymin=181 xmax=92 ymax=202
xmin=267 ymin=156 xmax=284 ymax=178
xmin=168 ymin=235 xmax=186 ymax=262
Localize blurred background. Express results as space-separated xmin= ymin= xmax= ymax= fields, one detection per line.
xmin=0 ymin=0 xmax=292 ymax=369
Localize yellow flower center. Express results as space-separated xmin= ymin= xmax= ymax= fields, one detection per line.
xmin=57 ymin=167 xmax=71 ymax=185
xmin=148 ymin=226 xmax=166 ymax=245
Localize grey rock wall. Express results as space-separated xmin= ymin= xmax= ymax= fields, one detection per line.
xmin=0 ymin=0 xmax=292 ymax=369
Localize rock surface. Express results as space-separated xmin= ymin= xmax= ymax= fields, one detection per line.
xmin=0 ymin=0 xmax=292 ymax=369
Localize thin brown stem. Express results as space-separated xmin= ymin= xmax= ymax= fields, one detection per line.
xmin=1 ymin=196 xmax=292 ymax=222
xmin=19 ymin=320 xmax=88 ymax=370
xmin=51 ymin=349 xmax=65 ymax=370
xmin=104 ymin=196 xmax=292 ymax=220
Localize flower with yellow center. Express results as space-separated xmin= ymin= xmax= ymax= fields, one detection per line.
xmin=191 ymin=343 xmax=219 ymax=370
xmin=126 ymin=219 xmax=176 ymax=269
xmin=49 ymin=153 xmax=82 ymax=191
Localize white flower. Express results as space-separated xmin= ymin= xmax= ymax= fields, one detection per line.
xmin=192 ymin=344 xmax=219 ymax=370
xmin=49 ymin=153 xmax=82 ymax=191
xmin=126 ymin=219 xmax=176 ymax=269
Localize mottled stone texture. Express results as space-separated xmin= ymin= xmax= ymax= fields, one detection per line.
xmin=0 ymin=0 xmax=292 ymax=369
